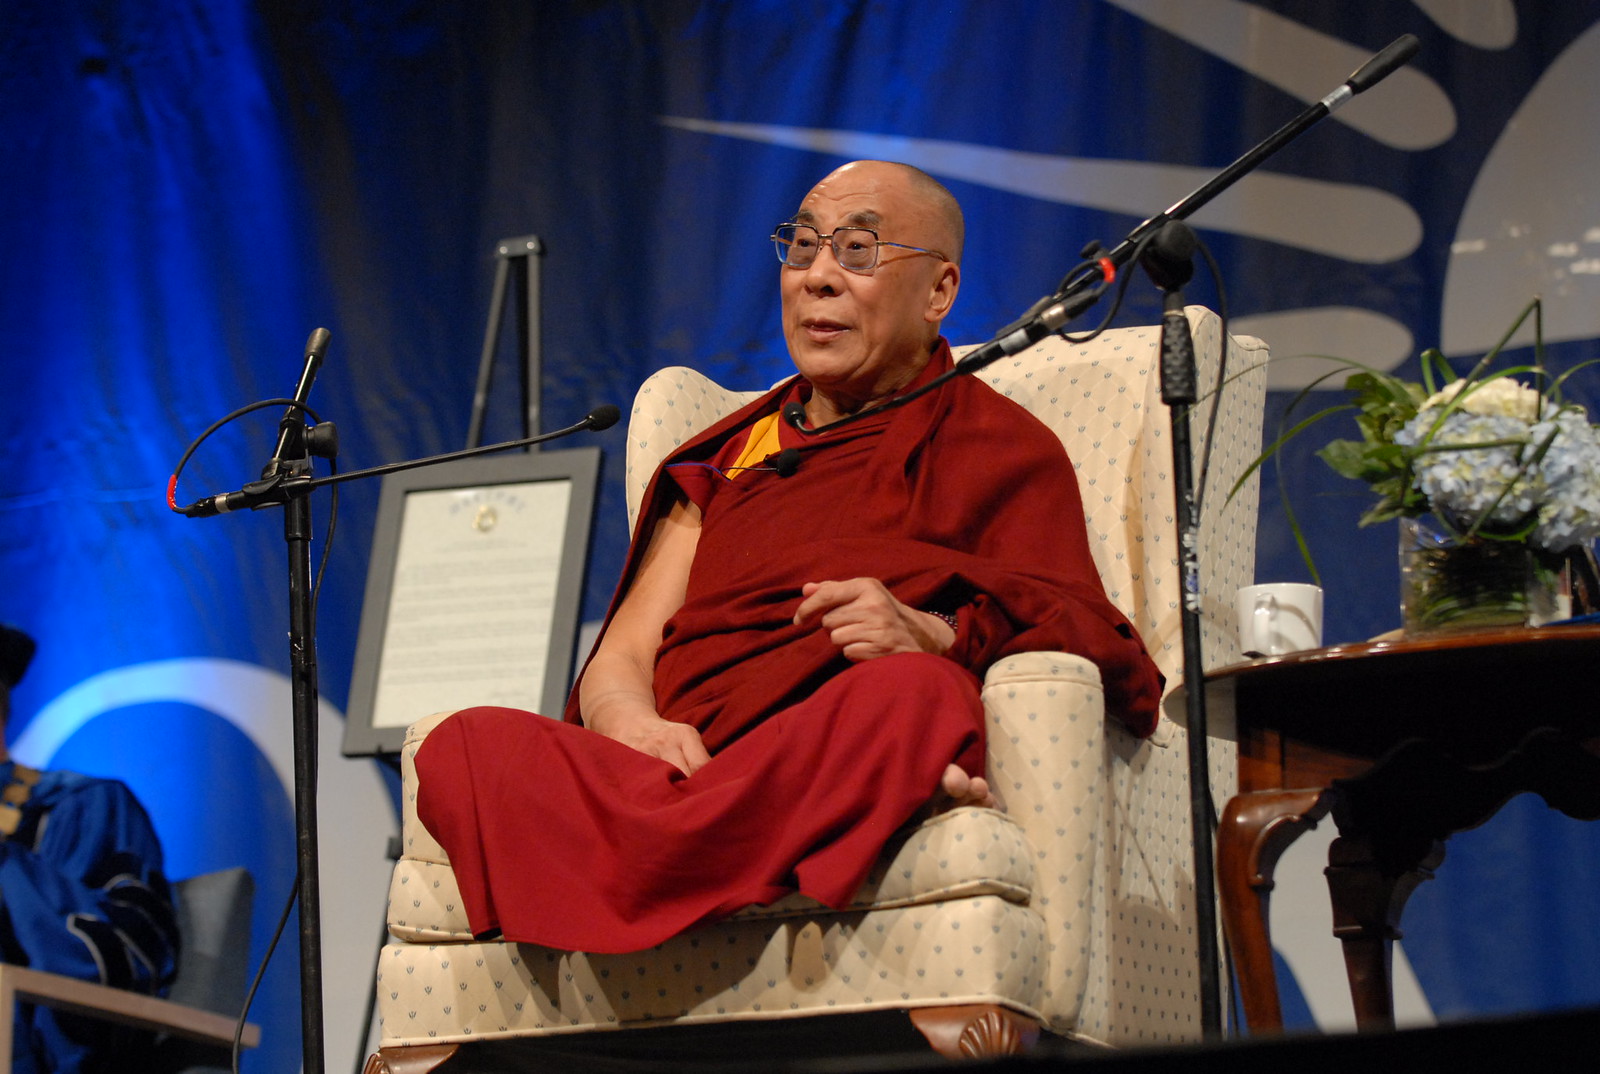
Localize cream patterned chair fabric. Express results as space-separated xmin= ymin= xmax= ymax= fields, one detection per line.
xmin=367 ymin=306 xmax=1267 ymax=1068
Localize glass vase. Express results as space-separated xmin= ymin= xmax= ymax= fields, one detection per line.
xmin=1398 ymin=517 xmax=1569 ymax=636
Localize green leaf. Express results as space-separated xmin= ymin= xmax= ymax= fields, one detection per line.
xmin=1317 ymin=438 xmax=1384 ymax=482
xmin=1225 ymin=402 xmax=1355 ymax=505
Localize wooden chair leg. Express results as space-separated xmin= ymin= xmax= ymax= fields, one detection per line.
xmin=362 ymin=1043 xmax=460 ymax=1074
xmin=907 ymin=1004 xmax=1040 ymax=1058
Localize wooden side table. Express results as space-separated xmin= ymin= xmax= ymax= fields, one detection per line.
xmin=1207 ymin=625 xmax=1600 ymax=1032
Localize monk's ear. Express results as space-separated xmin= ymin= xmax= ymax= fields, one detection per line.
xmin=923 ymin=261 xmax=960 ymax=324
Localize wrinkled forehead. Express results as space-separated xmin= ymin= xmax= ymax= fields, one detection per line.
xmin=792 ymin=203 xmax=884 ymax=230
xmin=790 ymin=168 xmax=919 ymax=232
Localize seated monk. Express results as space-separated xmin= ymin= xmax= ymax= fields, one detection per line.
xmin=415 ymin=159 xmax=1163 ymax=955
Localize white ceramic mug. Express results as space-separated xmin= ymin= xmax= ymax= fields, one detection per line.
xmin=1237 ymin=583 xmax=1323 ymax=656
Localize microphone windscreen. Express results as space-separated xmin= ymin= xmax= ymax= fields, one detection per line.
xmin=1140 ymin=220 xmax=1197 ymax=291
xmin=782 ymin=402 xmax=808 ymax=431
xmin=771 ymin=448 xmax=802 ymax=477
xmin=1346 ymin=34 xmax=1419 ymax=94
xmin=303 ymin=326 xmax=332 ymax=361
xmin=586 ymin=404 xmax=622 ymax=431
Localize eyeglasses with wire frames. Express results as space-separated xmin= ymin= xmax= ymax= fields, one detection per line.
xmin=771 ymin=223 xmax=947 ymax=274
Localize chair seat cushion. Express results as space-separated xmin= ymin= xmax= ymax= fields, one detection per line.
xmin=388 ymin=807 xmax=1033 ymax=944
xmin=377 ymin=893 xmax=1047 ymax=1047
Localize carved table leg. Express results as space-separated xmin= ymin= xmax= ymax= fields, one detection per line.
xmin=1324 ymin=830 xmax=1445 ymax=1032
xmin=1216 ymin=788 xmax=1332 ymax=1033
xmin=362 ymin=1043 xmax=460 ymax=1074
xmin=908 ymin=1004 xmax=1040 ymax=1058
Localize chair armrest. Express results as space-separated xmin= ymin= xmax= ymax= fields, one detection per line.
xmin=398 ymin=710 xmax=459 ymax=867
xmin=980 ymin=650 xmax=1106 ymax=1030
xmin=0 ymin=964 xmax=260 ymax=1052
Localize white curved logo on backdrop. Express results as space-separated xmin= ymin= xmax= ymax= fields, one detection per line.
xmin=19 ymin=657 xmax=396 ymax=1072
xmin=666 ymin=0 xmax=1599 ymax=392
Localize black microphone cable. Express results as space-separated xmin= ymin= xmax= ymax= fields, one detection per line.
xmin=233 ymin=867 xmax=300 ymax=1074
xmin=1060 ymin=225 xmax=1168 ymax=345
xmin=167 ymin=397 xmax=340 ymax=613
xmin=167 ymin=397 xmax=322 ymax=515
xmin=664 ymin=448 xmax=805 ymax=482
xmin=1189 ymin=230 xmax=1231 ymax=522
xmin=782 ymin=232 xmax=1153 ymax=441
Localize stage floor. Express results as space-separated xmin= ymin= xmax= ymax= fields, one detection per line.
xmin=390 ymin=1003 xmax=1597 ymax=1073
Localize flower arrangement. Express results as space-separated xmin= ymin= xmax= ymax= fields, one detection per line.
xmin=1246 ymin=299 xmax=1600 ymax=632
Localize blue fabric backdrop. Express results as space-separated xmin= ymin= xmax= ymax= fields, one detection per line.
xmin=2 ymin=2 xmax=1596 ymax=1068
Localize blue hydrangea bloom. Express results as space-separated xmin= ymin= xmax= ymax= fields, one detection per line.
xmin=1396 ymin=399 xmax=1600 ymax=551
xmin=1531 ymin=408 xmax=1600 ymax=549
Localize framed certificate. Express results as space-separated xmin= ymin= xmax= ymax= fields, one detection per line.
xmin=341 ymin=447 xmax=601 ymax=757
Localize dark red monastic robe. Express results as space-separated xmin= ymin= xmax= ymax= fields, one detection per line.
xmin=416 ymin=341 xmax=1162 ymax=953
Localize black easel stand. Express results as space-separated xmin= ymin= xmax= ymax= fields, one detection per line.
xmin=350 ymin=235 xmax=546 ymax=1071
xmin=468 ymin=235 xmax=544 ymax=447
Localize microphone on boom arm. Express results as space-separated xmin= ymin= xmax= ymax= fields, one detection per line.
xmin=953 ymin=33 xmax=1421 ymax=380
xmin=175 ymin=402 xmax=621 ymax=518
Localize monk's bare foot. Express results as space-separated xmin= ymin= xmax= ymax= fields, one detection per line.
xmin=936 ymin=763 xmax=1000 ymax=811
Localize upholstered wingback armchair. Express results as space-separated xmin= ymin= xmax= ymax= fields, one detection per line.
xmin=364 ymin=307 xmax=1268 ymax=1071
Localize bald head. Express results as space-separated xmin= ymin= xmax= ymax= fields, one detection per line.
xmin=895 ymin=164 xmax=964 ymax=266
xmin=780 ymin=160 xmax=965 ymax=422
xmin=818 ymin=161 xmax=964 ymax=265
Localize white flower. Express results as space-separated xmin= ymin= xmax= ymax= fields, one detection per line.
xmin=1420 ymin=377 xmax=1545 ymax=421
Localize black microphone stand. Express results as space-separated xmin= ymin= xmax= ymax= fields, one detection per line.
xmin=281 ymin=425 xmax=328 ymax=1074
xmin=180 ymin=366 xmax=617 ymax=1073
xmin=944 ymin=35 xmax=1420 ymax=1041
xmin=1143 ymin=223 xmax=1221 ymax=1035
xmin=182 ymin=394 xmax=339 ymax=1073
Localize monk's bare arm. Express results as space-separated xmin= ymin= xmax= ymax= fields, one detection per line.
xmin=579 ymin=496 xmax=711 ymax=775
